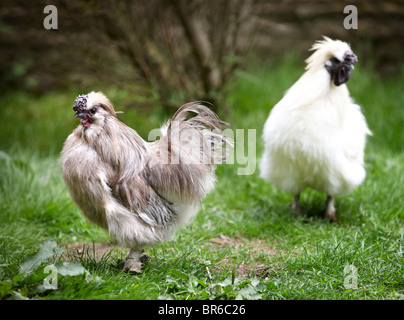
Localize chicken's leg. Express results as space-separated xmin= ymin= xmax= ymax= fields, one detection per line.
xmin=123 ymin=247 xmax=144 ymax=273
xmin=324 ymin=195 xmax=337 ymax=221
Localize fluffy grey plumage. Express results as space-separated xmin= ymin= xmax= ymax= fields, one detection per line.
xmin=60 ymin=92 xmax=232 ymax=272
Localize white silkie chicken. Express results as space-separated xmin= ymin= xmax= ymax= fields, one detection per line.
xmin=260 ymin=37 xmax=371 ymax=221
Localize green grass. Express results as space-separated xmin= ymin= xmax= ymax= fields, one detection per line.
xmin=1 ymin=57 xmax=404 ymax=300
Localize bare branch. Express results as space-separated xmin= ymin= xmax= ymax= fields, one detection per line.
xmin=171 ymin=0 xmax=221 ymax=98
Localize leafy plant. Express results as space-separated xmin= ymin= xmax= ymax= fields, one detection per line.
xmin=159 ymin=268 xmax=265 ymax=300
xmin=0 ymin=240 xmax=91 ymax=300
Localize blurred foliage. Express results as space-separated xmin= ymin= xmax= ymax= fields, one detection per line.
xmin=1 ymin=0 xmax=403 ymax=111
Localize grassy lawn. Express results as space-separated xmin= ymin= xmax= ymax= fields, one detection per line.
xmin=1 ymin=58 xmax=404 ymax=300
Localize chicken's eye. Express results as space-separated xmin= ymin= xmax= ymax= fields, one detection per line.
xmin=90 ymin=108 xmax=97 ymax=115
xmin=330 ymin=57 xmax=340 ymax=64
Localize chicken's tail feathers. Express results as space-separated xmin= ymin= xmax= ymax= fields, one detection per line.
xmin=157 ymin=102 xmax=233 ymax=166
xmin=170 ymin=101 xmax=229 ymax=131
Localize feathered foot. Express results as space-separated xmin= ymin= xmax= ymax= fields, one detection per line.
xmin=324 ymin=195 xmax=337 ymax=222
xmin=291 ymin=194 xmax=301 ymax=215
xmin=123 ymin=248 xmax=148 ymax=273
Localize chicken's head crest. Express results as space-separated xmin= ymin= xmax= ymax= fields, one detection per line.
xmin=73 ymin=94 xmax=88 ymax=114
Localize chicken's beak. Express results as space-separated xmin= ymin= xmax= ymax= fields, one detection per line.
xmin=74 ymin=112 xmax=86 ymax=119
xmin=343 ymin=51 xmax=358 ymax=69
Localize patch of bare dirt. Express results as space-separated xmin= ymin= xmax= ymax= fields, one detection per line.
xmin=204 ymin=234 xmax=284 ymax=278
xmin=208 ymin=234 xmax=279 ymax=255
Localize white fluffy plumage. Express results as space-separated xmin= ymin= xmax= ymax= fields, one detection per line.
xmin=260 ymin=37 xmax=372 ymax=220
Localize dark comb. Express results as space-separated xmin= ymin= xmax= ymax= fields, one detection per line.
xmin=73 ymin=94 xmax=88 ymax=113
